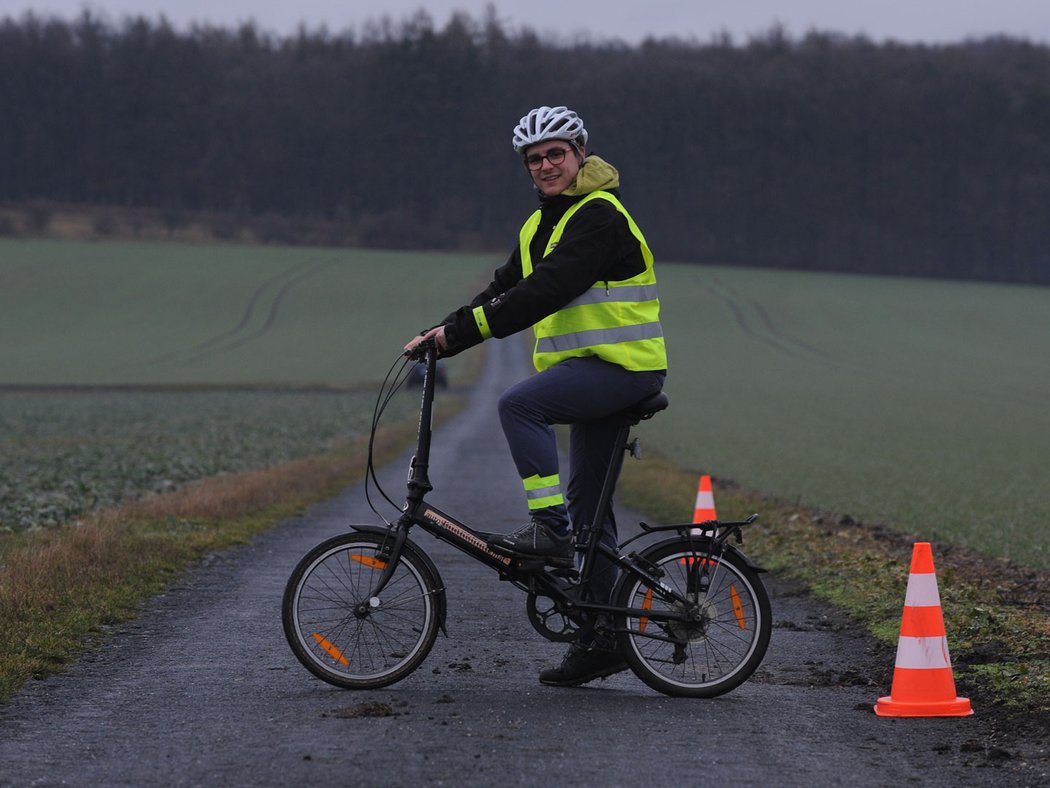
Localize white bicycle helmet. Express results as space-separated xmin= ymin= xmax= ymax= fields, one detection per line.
xmin=512 ymin=106 xmax=588 ymax=154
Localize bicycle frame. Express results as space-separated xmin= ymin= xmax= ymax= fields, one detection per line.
xmin=361 ymin=343 xmax=760 ymax=637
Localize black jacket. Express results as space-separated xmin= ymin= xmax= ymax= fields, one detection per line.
xmin=442 ymin=187 xmax=647 ymax=356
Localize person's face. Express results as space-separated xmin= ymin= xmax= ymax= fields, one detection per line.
xmin=524 ymin=139 xmax=585 ymax=196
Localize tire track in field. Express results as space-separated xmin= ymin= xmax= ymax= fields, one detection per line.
xmin=135 ymin=258 xmax=332 ymax=368
xmin=172 ymin=260 xmax=333 ymax=363
xmin=703 ymin=276 xmax=1050 ymax=414
xmin=703 ymin=276 xmax=847 ymax=372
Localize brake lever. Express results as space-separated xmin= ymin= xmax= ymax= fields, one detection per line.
xmin=404 ymin=337 xmax=437 ymax=362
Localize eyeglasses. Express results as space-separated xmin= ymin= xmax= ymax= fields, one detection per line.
xmin=524 ymin=147 xmax=573 ymax=171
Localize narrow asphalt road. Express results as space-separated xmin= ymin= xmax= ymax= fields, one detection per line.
xmin=0 ymin=338 xmax=1038 ymax=786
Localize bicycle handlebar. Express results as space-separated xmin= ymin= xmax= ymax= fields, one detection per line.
xmin=404 ymin=337 xmax=438 ymax=362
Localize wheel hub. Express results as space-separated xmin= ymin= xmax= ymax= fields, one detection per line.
xmin=352 ymin=596 xmax=382 ymax=619
xmin=666 ymin=602 xmax=710 ymax=642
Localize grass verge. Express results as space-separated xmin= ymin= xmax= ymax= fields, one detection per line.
xmin=617 ymin=451 xmax=1050 ymax=723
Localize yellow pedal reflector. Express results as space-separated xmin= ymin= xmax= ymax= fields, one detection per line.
xmin=312 ymin=632 xmax=350 ymax=666
xmin=729 ymin=585 xmax=746 ymax=630
xmin=350 ymin=553 xmax=387 ymax=570
xmin=639 ymin=588 xmax=653 ymax=633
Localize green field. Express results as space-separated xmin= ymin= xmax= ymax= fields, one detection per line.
xmin=0 ymin=239 xmax=489 ymax=385
xmin=644 ymin=263 xmax=1050 ymax=568
xmin=0 ymin=389 xmax=406 ymax=530
xmin=1 ymin=239 xmax=1048 ymax=569
xmin=0 ymin=239 xmax=490 ymax=530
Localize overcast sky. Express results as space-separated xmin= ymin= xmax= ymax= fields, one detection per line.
xmin=3 ymin=1 xmax=1050 ymax=45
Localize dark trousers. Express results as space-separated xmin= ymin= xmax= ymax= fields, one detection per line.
xmin=498 ymin=356 xmax=665 ymax=603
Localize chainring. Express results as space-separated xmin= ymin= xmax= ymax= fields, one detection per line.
xmin=525 ymin=593 xmax=581 ymax=642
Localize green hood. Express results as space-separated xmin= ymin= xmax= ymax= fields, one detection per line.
xmin=562 ymin=155 xmax=620 ymax=196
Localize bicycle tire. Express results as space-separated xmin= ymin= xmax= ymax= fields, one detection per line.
xmin=614 ymin=539 xmax=771 ymax=698
xmin=282 ymin=532 xmax=441 ymax=689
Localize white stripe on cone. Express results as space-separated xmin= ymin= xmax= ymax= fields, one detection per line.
xmin=694 ymin=490 xmax=715 ymax=511
xmin=692 ymin=477 xmax=716 ymax=536
xmin=903 ymin=572 xmax=942 ymax=607
xmin=894 ymin=635 xmax=953 ymax=670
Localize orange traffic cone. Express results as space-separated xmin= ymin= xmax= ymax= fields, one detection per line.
xmin=691 ymin=474 xmax=717 ymax=536
xmin=874 ymin=542 xmax=973 ymax=717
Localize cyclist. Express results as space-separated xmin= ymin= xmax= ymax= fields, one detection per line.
xmin=404 ymin=105 xmax=667 ymax=686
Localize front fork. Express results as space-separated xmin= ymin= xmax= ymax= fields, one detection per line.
xmin=350 ymin=518 xmax=449 ymax=637
xmin=350 ymin=505 xmax=423 ymax=604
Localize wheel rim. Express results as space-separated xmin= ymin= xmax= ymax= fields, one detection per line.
xmin=291 ymin=541 xmax=433 ymax=680
xmin=624 ymin=551 xmax=764 ymax=691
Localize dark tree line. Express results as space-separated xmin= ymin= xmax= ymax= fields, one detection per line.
xmin=2 ymin=10 xmax=1049 ymax=284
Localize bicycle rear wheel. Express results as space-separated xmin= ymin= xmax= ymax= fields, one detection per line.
xmin=282 ymin=532 xmax=442 ymax=689
xmin=615 ymin=539 xmax=770 ymax=698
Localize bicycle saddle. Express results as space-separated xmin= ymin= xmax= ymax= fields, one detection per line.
xmin=621 ymin=391 xmax=669 ymax=423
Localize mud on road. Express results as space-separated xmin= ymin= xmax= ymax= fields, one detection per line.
xmin=1 ymin=338 xmax=1045 ymax=787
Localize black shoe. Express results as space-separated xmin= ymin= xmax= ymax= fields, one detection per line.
xmin=487 ymin=519 xmax=574 ymax=567
xmin=538 ymin=643 xmax=628 ymax=687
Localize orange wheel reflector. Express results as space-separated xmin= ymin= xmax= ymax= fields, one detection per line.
xmin=312 ymin=632 xmax=350 ymax=666
xmin=729 ymin=584 xmax=746 ymax=630
xmin=350 ymin=553 xmax=387 ymax=570
xmin=639 ymin=588 xmax=653 ymax=633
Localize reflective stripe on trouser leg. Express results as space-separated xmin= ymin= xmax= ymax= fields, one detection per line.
xmin=523 ymin=473 xmax=564 ymax=510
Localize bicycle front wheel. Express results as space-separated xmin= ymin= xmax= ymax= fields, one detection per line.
xmin=282 ymin=532 xmax=442 ymax=689
xmin=615 ymin=540 xmax=770 ymax=698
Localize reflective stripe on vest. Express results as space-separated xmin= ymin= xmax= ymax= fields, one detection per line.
xmin=563 ymin=284 xmax=660 ymax=308
xmin=536 ymin=321 xmax=664 ymax=354
xmin=519 ymin=191 xmax=666 ymax=372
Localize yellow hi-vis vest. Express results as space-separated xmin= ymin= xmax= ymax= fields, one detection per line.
xmin=519 ymin=191 xmax=667 ymax=372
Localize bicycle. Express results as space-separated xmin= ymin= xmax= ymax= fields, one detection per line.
xmin=282 ymin=342 xmax=771 ymax=698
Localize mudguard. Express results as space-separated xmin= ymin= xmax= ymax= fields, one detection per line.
xmin=630 ymin=535 xmax=766 ymax=573
xmin=612 ymin=535 xmax=766 ymax=613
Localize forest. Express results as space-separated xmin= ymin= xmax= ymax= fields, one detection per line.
xmin=2 ymin=9 xmax=1049 ymax=284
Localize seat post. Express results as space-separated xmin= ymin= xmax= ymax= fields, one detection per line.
xmin=573 ymin=390 xmax=667 ymax=596
xmin=576 ymin=418 xmax=634 ymax=587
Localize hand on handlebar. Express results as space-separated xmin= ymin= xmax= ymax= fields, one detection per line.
xmin=404 ymin=326 xmax=448 ymax=358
